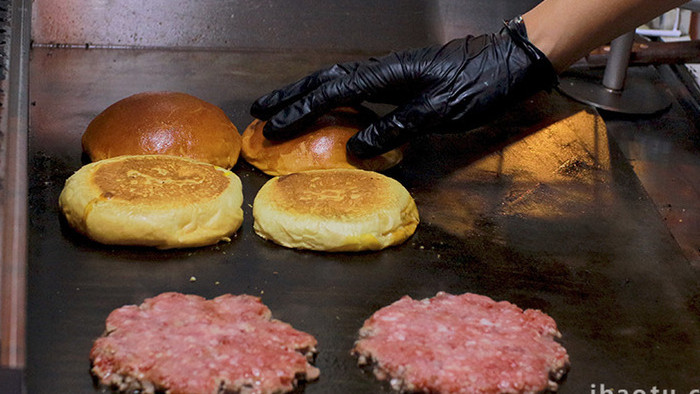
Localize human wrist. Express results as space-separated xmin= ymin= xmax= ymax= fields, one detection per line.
xmin=503 ymin=16 xmax=558 ymax=89
xmin=521 ymin=11 xmax=571 ymax=73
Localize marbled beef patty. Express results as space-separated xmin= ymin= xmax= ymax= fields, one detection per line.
xmin=352 ymin=292 xmax=569 ymax=393
xmin=90 ymin=292 xmax=319 ymax=394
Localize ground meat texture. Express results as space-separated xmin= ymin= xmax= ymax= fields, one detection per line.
xmin=90 ymin=292 xmax=319 ymax=394
xmin=352 ymin=292 xmax=569 ymax=393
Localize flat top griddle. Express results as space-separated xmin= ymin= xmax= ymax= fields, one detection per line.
xmin=26 ymin=47 xmax=700 ymax=393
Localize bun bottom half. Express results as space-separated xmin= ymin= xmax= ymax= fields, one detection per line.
xmin=59 ymin=155 xmax=244 ymax=249
xmin=252 ymin=169 xmax=419 ymax=252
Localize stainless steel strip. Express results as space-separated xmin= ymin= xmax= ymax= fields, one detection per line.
xmin=1 ymin=0 xmax=31 ymax=369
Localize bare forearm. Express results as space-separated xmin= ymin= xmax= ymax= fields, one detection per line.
xmin=523 ymin=0 xmax=688 ymax=72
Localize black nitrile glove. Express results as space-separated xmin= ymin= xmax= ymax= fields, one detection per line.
xmin=250 ymin=16 xmax=557 ymax=158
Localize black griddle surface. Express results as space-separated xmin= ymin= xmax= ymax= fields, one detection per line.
xmin=26 ymin=47 xmax=700 ymax=393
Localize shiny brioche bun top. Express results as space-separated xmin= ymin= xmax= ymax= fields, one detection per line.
xmin=241 ymin=107 xmax=403 ymax=176
xmin=82 ymin=91 xmax=241 ymax=169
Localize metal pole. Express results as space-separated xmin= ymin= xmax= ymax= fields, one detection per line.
xmin=602 ymin=31 xmax=636 ymax=92
xmin=558 ymin=28 xmax=672 ymax=114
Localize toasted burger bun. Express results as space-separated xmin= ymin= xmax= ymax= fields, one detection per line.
xmin=253 ymin=169 xmax=419 ymax=252
xmin=59 ymin=155 xmax=244 ymax=249
xmin=241 ymin=107 xmax=403 ymax=176
xmin=82 ymin=91 xmax=241 ymax=169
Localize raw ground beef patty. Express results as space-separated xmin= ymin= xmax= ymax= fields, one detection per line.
xmin=90 ymin=292 xmax=319 ymax=394
xmin=352 ymin=292 xmax=570 ymax=393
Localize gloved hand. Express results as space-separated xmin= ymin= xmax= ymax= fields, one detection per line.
xmin=250 ymin=16 xmax=557 ymax=158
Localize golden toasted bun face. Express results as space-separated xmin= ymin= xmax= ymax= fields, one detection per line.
xmin=253 ymin=169 xmax=419 ymax=252
xmin=59 ymin=155 xmax=244 ymax=249
xmin=82 ymin=91 xmax=241 ymax=169
xmin=241 ymin=107 xmax=403 ymax=176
